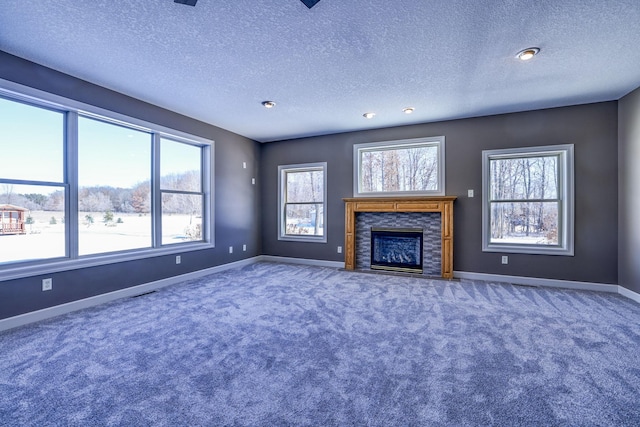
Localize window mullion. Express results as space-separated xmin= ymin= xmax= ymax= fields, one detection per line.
xmin=490 ymin=198 xmax=561 ymax=203
xmin=152 ymin=133 xmax=162 ymax=247
xmin=66 ymin=111 xmax=79 ymax=259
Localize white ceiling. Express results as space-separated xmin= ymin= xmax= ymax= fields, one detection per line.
xmin=1 ymin=0 xmax=639 ymax=142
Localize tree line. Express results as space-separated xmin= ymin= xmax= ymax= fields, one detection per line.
xmin=1 ymin=171 xmax=200 ymax=215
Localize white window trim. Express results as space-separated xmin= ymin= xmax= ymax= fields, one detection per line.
xmin=0 ymin=78 xmax=214 ymax=282
xmin=278 ymin=162 xmax=327 ymax=243
xmin=482 ymin=144 xmax=575 ymax=256
xmin=353 ymin=136 xmax=445 ymax=197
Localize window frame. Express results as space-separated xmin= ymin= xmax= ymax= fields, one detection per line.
xmin=158 ymin=135 xmax=209 ymax=246
xmin=482 ymin=144 xmax=574 ymax=256
xmin=353 ymin=136 xmax=445 ymax=197
xmin=0 ymin=79 xmax=214 ymax=282
xmin=278 ymin=162 xmax=327 ymax=243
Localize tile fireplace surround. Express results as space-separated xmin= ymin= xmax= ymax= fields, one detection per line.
xmin=343 ymin=197 xmax=456 ymax=279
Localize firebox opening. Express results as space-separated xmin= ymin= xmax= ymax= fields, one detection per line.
xmin=370 ymin=227 xmax=423 ymax=273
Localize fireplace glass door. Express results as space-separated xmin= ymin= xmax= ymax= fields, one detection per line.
xmin=370 ymin=228 xmax=423 ymax=273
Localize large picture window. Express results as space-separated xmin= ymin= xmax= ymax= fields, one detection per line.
xmin=278 ymin=163 xmax=327 ymax=243
xmin=0 ymin=82 xmax=213 ymax=278
xmin=78 ymin=116 xmax=153 ymax=255
xmin=482 ymin=144 xmax=574 ymax=255
xmin=354 ymin=136 xmax=445 ymax=197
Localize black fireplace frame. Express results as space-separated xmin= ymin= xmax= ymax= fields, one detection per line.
xmin=370 ymin=227 xmax=424 ymax=273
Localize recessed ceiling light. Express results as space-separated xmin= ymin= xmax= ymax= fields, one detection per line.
xmin=402 ymin=107 xmax=415 ymax=114
xmin=262 ymin=101 xmax=276 ymax=108
xmin=516 ymin=47 xmax=540 ymax=61
xmin=363 ymin=112 xmax=376 ymax=119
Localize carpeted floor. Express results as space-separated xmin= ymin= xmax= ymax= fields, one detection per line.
xmin=1 ymin=262 xmax=639 ymax=426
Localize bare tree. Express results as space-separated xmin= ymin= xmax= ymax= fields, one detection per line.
xmin=1 ymin=184 xmax=14 ymax=205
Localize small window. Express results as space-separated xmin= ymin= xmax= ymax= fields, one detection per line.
xmin=278 ymin=163 xmax=327 ymax=242
xmin=354 ymin=136 xmax=445 ymax=197
xmin=482 ymin=144 xmax=574 ymax=255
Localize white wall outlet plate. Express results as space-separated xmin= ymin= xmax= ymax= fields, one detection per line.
xmin=176 ymin=255 xmax=181 ymax=264
xmin=502 ymin=256 xmax=509 ymax=264
xmin=337 ymin=246 xmax=342 ymax=253
xmin=229 ymin=246 xmax=233 ymax=254
xmin=243 ymin=244 xmax=247 ymax=251
xmin=468 ymin=189 xmax=474 ymax=198
xmin=42 ymin=278 xmax=52 ymax=291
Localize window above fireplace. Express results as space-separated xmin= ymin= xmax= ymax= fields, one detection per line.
xmin=353 ymin=136 xmax=445 ymax=197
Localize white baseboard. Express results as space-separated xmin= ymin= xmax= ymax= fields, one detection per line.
xmin=454 ymin=270 xmax=640 ymax=304
xmin=0 ymin=256 xmax=261 ymax=333
xmin=258 ymin=255 xmax=344 ymax=269
xmin=453 ymin=270 xmax=619 ymax=293
xmin=618 ymin=285 xmax=640 ymax=304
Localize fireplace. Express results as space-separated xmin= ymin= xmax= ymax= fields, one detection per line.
xmin=370 ymin=227 xmax=423 ymax=273
xmin=343 ymin=197 xmax=456 ymax=278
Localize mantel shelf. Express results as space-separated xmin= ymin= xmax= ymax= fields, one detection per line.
xmin=343 ymin=196 xmax=456 ymax=278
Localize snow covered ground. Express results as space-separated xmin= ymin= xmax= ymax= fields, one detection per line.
xmin=0 ymin=211 xmax=200 ymax=264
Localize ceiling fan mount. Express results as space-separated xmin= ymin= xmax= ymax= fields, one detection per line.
xmin=300 ymin=0 xmax=321 ymax=8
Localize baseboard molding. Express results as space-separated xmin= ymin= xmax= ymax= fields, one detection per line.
xmin=0 ymin=256 xmax=261 ymax=333
xmin=258 ymin=255 xmax=344 ymax=269
xmin=618 ymin=285 xmax=640 ymax=304
xmin=453 ymin=270 xmax=619 ymax=293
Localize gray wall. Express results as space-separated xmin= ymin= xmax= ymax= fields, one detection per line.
xmin=261 ymin=102 xmax=619 ymax=284
xmin=0 ymin=52 xmax=261 ymax=320
xmin=619 ymin=86 xmax=640 ymax=294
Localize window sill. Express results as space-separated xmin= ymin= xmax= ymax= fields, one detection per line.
xmin=0 ymin=242 xmax=214 ymax=282
xmin=278 ymin=235 xmax=327 ymax=243
xmin=483 ymin=244 xmax=574 ymax=256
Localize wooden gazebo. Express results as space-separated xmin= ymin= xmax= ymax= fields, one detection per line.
xmin=0 ymin=204 xmax=28 ymax=235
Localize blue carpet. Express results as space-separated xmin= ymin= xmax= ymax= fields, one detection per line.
xmin=1 ymin=262 xmax=639 ymax=426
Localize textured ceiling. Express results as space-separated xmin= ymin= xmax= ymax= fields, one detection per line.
xmin=1 ymin=0 xmax=639 ymax=142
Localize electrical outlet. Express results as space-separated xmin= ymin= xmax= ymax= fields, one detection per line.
xmin=243 ymin=161 xmax=247 ymax=169
xmin=42 ymin=278 xmax=52 ymax=291
xmin=501 ymin=256 xmax=509 ymax=265
xmin=176 ymin=255 xmax=181 ymax=264
xmin=468 ymin=189 xmax=474 ymax=198
xmin=229 ymin=246 xmax=233 ymax=254
xmin=251 ymin=178 xmax=256 ymax=185
xmin=337 ymin=246 xmax=342 ymax=254
xmin=243 ymin=244 xmax=247 ymax=251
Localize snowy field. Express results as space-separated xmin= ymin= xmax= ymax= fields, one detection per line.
xmin=0 ymin=211 xmax=200 ymax=264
